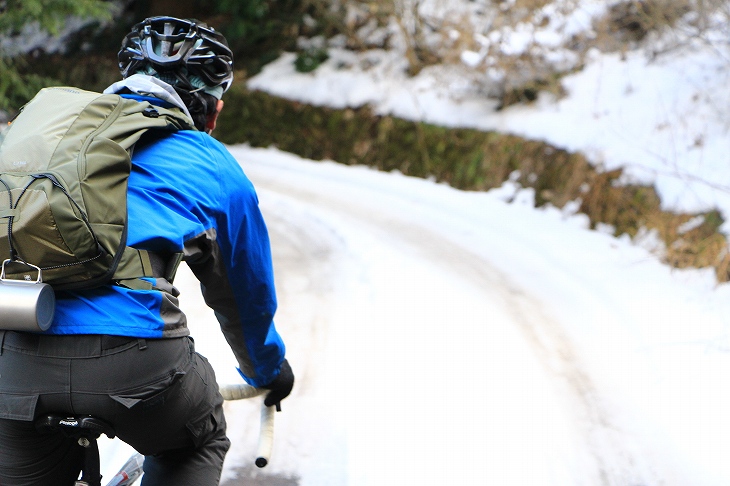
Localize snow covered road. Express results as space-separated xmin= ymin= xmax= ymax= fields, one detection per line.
xmin=201 ymin=146 xmax=725 ymax=486
xmin=101 ymin=145 xmax=730 ymax=485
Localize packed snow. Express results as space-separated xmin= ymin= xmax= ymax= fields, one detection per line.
xmin=91 ymin=2 xmax=730 ymax=484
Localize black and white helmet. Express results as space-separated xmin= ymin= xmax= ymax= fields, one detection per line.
xmin=118 ymin=16 xmax=234 ymax=96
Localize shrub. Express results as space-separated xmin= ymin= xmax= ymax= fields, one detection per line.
xmin=216 ymin=87 xmax=730 ymax=281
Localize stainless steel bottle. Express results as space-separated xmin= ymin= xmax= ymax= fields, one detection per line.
xmin=0 ymin=260 xmax=55 ymax=331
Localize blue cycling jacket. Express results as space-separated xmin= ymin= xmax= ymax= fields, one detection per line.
xmin=47 ymin=85 xmax=285 ymax=387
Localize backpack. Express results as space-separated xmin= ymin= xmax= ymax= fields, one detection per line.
xmin=0 ymin=86 xmax=194 ymax=290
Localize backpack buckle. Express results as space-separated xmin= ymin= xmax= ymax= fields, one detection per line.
xmin=143 ymin=107 xmax=160 ymax=118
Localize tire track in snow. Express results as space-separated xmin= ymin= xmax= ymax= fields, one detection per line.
xmin=266 ymin=194 xmax=632 ymax=486
xmin=221 ymin=150 xmax=668 ymax=485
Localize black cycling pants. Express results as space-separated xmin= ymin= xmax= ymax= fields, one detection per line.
xmin=0 ymin=331 xmax=230 ymax=486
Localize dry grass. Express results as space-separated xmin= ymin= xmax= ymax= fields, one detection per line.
xmin=332 ymin=1 xmax=728 ymax=109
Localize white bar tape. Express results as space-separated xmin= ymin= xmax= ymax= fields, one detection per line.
xmin=219 ymin=383 xmax=275 ymax=468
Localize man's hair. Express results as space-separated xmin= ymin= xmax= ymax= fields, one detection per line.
xmin=174 ymin=88 xmax=218 ymax=132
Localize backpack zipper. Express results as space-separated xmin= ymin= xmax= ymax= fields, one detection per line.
xmin=78 ymin=97 xmax=126 ymax=179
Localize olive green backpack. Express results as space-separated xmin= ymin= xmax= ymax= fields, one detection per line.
xmin=0 ymin=87 xmax=194 ymax=290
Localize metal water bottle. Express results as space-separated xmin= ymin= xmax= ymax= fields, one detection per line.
xmin=0 ymin=260 xmax=55 ymax=331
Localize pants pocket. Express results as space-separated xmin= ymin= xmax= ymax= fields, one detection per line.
xmin=0 ymin=393 xmax=38 ymax=420
xmin=186 ymin=410 xmax=219 ymax=449
xmin=110 ymin=370 xmax=186 ymax=410
xmin=182 ymin=353 xmax=227 ymax=449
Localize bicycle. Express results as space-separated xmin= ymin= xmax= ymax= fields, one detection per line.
xmin=34 ymin=383 xmax=277 ymax=486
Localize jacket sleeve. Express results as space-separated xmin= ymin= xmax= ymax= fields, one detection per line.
xmin=183 ymin=146 xmax=285 ymax=387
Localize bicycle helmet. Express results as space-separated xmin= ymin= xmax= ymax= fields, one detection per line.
xmin=118 ymin=16 xmax=234 ymax=97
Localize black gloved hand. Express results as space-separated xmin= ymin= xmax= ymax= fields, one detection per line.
xmin=261 ymin=359 xmax=294 ymax=410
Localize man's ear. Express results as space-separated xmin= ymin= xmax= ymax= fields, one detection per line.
xmin=205 ymin=99 xmax=225 ymax=134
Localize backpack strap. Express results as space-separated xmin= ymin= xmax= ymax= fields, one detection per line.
xmin=113 ymin=248 xmax=185 ymax=291
xmin=107 ymin=99 xmax=193 ymax=291
xmin=113 ymin=247 xmax=155 ymax=284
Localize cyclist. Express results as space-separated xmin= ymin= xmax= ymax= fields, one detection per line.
xmin=0 ymin=16 xmax=293 ymax=486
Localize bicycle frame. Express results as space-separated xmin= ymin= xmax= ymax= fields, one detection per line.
xmin=103 ymin=453 xmax=144 ymax=486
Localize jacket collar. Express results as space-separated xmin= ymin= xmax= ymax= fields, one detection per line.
xmin=104 ymin=74 xmax=192 ymax=120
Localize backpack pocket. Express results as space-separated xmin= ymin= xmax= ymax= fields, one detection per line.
xmin=0 ymin=173 xmax=106 ymax=285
